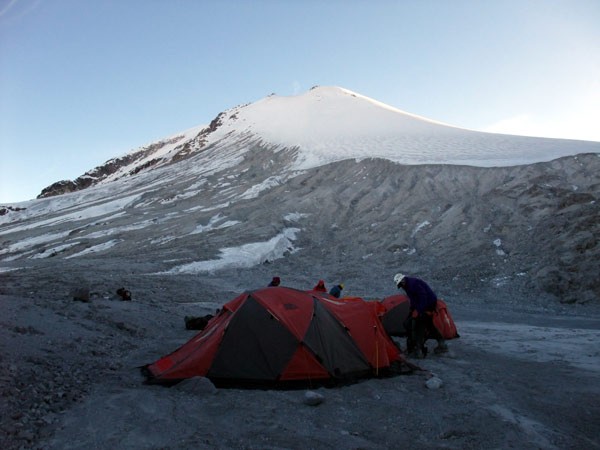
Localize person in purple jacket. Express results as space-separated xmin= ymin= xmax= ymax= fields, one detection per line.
xmin=394 ymin=273 xmax=448 ymax=358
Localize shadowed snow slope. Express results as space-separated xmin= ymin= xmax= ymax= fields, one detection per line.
xmin=213 ymin=86 xmax=599 ymax=169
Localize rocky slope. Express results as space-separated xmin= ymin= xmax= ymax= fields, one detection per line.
xmin=1 ymin=152 xmax=599 ymax=305
xmin=1 ymin=87 xmax=598 ymax=306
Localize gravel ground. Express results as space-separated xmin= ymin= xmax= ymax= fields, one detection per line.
xmin=1 ymin=263 xmax=599 ymax=450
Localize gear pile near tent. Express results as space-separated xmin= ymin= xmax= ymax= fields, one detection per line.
xmin=143 ymin=286 xmax=407 ymax=387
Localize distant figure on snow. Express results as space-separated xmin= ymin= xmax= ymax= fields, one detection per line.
xmin=268 ymin=276 xmax=281 ymax=287
xmin=329 ymin=283 xmax=344 ymax=298
xmin=313 ymin=280 xmax=327 ymax=292
xmin=394 ymin=273 xmax=448 ymax=358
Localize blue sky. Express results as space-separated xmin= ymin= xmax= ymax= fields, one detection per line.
xmin=1 ymin=0 xmax=599 ymax=203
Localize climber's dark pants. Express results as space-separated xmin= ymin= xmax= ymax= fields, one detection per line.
xmin=404 ymin=312 xmax=442 ymax=352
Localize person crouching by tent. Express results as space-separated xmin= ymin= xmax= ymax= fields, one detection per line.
xmin=268 ymin=276 xmax=281 ymax=287
xmin=394 ymin=273 xmax=448 ymax=358
xmin=313 ymin=279 xmax=327 ymax=292
xmin=329 ymin=283 xmax=344 ymax=298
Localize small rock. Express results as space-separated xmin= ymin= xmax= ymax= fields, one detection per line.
xmin=175 ymin=376 xmax=217 ymax=395
xmin=426 ymin=376 xmax=443 ymax=390
xmin=303 ymin=390 xmax=325 ymax=406
xmin=116 ymin=287 xmax=132 ymax=301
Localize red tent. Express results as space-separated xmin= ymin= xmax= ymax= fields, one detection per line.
xmin=144 ymin=286 xmax=405 ymax=387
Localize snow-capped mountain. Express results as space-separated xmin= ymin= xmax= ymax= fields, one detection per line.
xmin=36 ymin=86 xmax=599 ymax=198
xmin=1 ymin=86 xmax=599 ymax=305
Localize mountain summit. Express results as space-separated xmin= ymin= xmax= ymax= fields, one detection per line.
xmin=37 ymin=86 xmax=599 ymax=198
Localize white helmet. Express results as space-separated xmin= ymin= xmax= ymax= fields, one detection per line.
xmin=393 ymin=273 xmax=406 ymax=286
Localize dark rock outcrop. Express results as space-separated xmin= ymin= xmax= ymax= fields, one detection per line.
xmin=37 ymin=110 xmax=232 ymax=199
